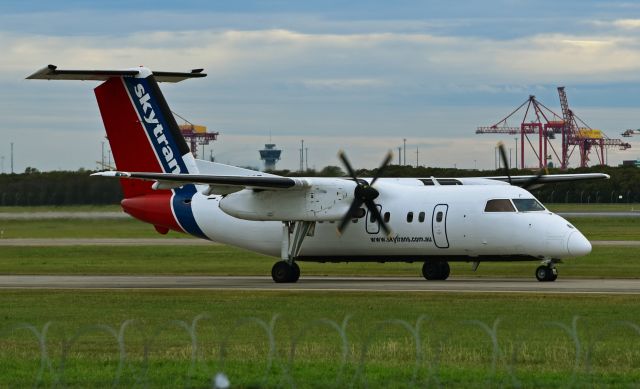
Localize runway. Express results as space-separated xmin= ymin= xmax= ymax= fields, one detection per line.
xmin=1 ymin=275 xmax=639 ymax=294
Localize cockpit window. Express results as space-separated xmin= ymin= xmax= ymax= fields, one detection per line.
xmin=512 ymin=199 xmax=546 ymax=212
xmin=484 ymin=199 xmax=516 ymax=212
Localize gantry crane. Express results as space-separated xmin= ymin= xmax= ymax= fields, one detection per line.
xmin=173 ymin=111 xmax=219 ymax=159
xmin=476 ymin=95 xmax=565 ymax=169
xmin=476 ymin=88 xmax=631 ymax=169
xmin=558 ymin=87 xmax=631 ymax=168
xmin=622 ymin=129 xmax=640 ymax=137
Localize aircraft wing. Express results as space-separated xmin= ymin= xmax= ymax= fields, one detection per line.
xmin=481 ymin=173 xmax=610 ymax=186
xmin=92 ymin=171 xmax=308 ymax=194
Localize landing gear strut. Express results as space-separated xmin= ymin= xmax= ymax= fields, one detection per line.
xmin=422 ymin=260 xmax=450 ymax=280
xmin=272 ymin=261 xmax=300 ymax=283
xmin=535 ymin=265 xmax=557 ymax=282
xmin=273 ymin=221 xmax=315 ymax=283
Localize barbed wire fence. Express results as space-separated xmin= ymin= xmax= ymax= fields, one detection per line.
xmin=2 ymin=314 xmax=640 ymax=388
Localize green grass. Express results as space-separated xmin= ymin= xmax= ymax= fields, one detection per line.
xmin=567 ymin=216 xmax=640 ymax=240
xmin=0 ymin=205 xmax=121 ymax=213
xmin=0 ymin=245 xmax=638 ymax=278
xmin=1 ymin=290 xmax=640 ymax=387
xmin=546 ymin=203 xmax=640 ymax=212
xmin=0 ymin=218 xmax=192 ymax=239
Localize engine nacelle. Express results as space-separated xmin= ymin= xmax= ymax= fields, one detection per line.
xmin=219 ymin=178 xmax=353 ymax=221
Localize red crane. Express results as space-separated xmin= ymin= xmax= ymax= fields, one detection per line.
xmin=558 ymin=86 xmax=631 ymax=168
xmin=476 ymin=95 xmax=564 ymax=169
xmin=476 ymin=88 xmax=631 ymax=169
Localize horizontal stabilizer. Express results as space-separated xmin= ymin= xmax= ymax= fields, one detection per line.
xmin=26 ymin=64 xmax=206 ymax=82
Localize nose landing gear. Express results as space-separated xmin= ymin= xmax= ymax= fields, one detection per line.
xmin=535 ymin=264 xmax=558 ymax=282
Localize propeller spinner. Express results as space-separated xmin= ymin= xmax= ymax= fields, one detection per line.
xmin=337 ymin=151 xmax=393 ymax=236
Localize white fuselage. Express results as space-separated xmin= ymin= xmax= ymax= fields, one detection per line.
xmin=187 ymin=178 xmax=591 ymax=262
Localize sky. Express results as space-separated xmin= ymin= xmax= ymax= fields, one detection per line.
xmin=2 ymin=0 xmax=640 ymax=173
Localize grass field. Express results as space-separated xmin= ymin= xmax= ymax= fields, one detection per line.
xmin=546 ymin=203 xmax=640 ymax=212
xmin=1 ymin=206 xmax=638 ymax=386
xmin=2 ymin=290 xmax=640 ymax=387
xmin=0 ymin=218 xmax=192 ymax=239
xmin=0 ymin=245 xmax=638 ymax=278
xmin=0 ymin=205 xmax=122 ymax=213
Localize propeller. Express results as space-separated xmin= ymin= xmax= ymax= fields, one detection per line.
xmin=497 ymin=142 xmax=545 ymax=190
xmin=337 ymin=151 xmax=393 ymax=236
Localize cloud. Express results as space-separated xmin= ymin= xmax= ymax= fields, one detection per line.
xmin=4 ymin=15 xmax=640 ymax=171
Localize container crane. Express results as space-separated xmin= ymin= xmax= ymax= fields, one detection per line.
xmin=558 ymin=87 xmax=631 ymax=168
xmin=172 ymin=111 xmax=219 ymax=159
xmin=622 ymin=129 xmax=640 ymax=137
xmin=476 ymin=95 xmax=564 ymax=169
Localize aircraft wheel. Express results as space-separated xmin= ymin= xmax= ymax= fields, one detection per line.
xmin=422 ymin=260 xmax=450 ymax=281
xmin=535 ymin=265 xmax=557 ymax=282
xmin=271 ymin=261 xmax=299 ymax=283
xmin=291 ymin=262 xmax=301 ymax=282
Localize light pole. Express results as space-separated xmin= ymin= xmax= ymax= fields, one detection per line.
xmin=403 ymin=138 xmax=407 ymax=165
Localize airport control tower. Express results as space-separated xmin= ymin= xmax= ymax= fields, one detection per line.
xmin=259 ymin=143 xmax=282 ymax=171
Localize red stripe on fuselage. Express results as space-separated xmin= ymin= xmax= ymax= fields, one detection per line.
xmin=95 ymin=77 xmax=183 ymax=232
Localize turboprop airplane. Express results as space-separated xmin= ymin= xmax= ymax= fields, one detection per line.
xmin=27 ymin=65 xmax=607 ymax=283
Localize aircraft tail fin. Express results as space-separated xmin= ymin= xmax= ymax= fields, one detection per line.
xmin=27 ymin=65 xmax=208 ymax=237
xmin=94 ymin=69 xmax=200 ymax=198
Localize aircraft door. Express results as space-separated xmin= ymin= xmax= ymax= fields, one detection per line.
xmin=432 ymin=204 xmax=449 ymax=248
xmin=365 ymin=205 xmax=382 ymax=234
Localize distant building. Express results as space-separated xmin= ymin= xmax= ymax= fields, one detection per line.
xmin=621 ymin=160 xmax=640 ymax=167
xmin=259 ymin=144 xmax=282 ymax=171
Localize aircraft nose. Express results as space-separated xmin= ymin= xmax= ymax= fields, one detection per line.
xmin=567 ymin=231 xmax=592 ymax=257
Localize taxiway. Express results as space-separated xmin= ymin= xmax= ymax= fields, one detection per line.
xmin=0 ymin=275 xmax=638 ymax=294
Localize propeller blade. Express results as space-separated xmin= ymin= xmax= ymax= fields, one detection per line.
xmin=338 ymin=150 xmax=359 ymax=182
xmin=364 ymin=199 xmax=392 ymax=237
xmin=497 ymin=142 xmax=512 ymax=185
xmin=370 ymin=151 xmax=393 ymax=186
xmin=337 ymin=198 xmax=364 ymax=235
xmin=521 ymin=170 xmax=545 ymax=190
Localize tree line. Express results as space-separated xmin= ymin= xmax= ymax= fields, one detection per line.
xmin=0 ymin=165 xmax=638 ymax=206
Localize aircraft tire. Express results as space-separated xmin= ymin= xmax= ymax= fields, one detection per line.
xmin=271 ymin=261 xmax=299 ymax=283
xmin=535 ymin=265 xmax=557 ymax=282
xmin=291 ymin=262 xmax=301 ymax=282
xmin=422 ymin=260 xmax=450 ymax=280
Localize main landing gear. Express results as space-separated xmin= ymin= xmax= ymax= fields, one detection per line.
xmin=422 ymin=260 xmax=450 ymax=280
xmin=272 ymin=261 xmax=300 ymax=283
xmin=272 ymin=221 xmax=315 ymax=283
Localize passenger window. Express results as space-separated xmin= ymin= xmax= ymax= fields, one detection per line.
xmin=418 ymin=212 xmax=425 ymax=223
xmin=407 ymin=212 xmax=414 ymax=223
xmin=436 ymin=211 xmax=443 ymax=222
xmin=384 ymin=212 xmax=390 ymax=223
xmin=485 ymin=199 xmax=516 ymax=212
